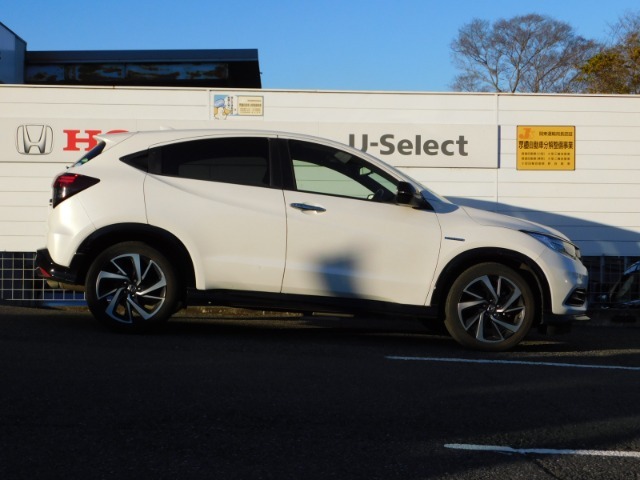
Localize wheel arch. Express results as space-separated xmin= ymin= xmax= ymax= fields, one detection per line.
xmin=432 ymin=247 xmax=550 ymax=325
xmin=75 ymin=223 xmax=196 ymax=292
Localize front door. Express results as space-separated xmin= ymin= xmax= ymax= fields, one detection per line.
xmin=281 ymin=139 xmax=441 ymax=306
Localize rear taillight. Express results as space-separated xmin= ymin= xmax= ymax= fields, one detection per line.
xmin=51 ymin=173 xmax=100 ymax=208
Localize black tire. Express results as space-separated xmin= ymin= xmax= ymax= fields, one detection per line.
xmin=444 ymin=263 xmax=535 ymax=351
xmin=85 ymin=242 xmax=180 ymax=331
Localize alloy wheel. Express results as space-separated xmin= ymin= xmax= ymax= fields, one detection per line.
xmin=444 ymin=263 xmax=535 ymax=351
xmin=456 ymin=274 xmax=526 ymax=344
xmin=93 ymin=252 xmax=168 ymax=324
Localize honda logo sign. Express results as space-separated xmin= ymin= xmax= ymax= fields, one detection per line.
xmin=16 ymin=125 xmax=54 ymax=155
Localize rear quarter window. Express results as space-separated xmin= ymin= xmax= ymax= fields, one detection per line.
xmin=72 ymin=141 xmax=106 ymax=167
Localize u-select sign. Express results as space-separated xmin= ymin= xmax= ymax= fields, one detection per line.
xmin=349 ymin=134 xmax=469 ymax=156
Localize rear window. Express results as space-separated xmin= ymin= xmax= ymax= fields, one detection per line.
xmin=71 ymin=141 xmax=106 ymax=167
xmin=157 ymin=137 xmax=270 ymax=188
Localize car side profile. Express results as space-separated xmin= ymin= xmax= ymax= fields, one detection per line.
xmin=36 ymin=129 xmax=589 ymax=351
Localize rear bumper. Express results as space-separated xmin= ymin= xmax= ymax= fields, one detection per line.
xmin=35 ymin=248 xmax=85 ymax=286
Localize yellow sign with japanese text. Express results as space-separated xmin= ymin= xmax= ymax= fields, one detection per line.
xmin=516 ymin=126 xmax=575 ymax=170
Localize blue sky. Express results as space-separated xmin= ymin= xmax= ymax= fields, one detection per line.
xmin=2 ymin=0 xmax=639 ymax=92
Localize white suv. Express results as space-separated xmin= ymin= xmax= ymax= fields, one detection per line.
xmin=36 ymin=130 xmax=589 ymax=351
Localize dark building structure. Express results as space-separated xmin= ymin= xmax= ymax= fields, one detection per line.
xmin=1 ymin=21 xmax=261 ymax=88
xmin=25 ymin=49 xmax=261 ymax=88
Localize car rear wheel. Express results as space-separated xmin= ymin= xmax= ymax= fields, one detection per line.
xmin=444 ymin=262 xmax=535 ymax=351
xmin=86 ymin=242 xmax=179 ymax=331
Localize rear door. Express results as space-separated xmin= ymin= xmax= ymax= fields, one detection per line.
xmin=144 ymin=136 xmax=287 ymax=292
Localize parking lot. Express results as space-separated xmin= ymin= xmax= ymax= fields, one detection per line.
xmin=2 ymin=304 xmax=640 ymax=479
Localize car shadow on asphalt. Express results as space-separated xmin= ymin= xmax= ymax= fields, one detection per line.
xmin=4 ymin=304 xmax=640 ymax=358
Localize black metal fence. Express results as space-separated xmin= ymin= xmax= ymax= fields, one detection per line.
xmin=0 ymin=252 xmax=85 ymax=306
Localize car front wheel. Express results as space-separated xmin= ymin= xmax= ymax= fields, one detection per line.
xmin=85 ymin=242 xmax=179 ymax=331
xmin=444 ymin=263 xmax=535 ymax=351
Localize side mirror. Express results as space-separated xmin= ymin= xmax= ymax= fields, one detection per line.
xmin=396 ymin=181 xmax=418 ymax=205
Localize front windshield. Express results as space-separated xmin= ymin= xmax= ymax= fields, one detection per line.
xmin=610 ymin=270 xmax=640 ymax=305
xmin=418 ymin=183 xmax=453 ymax=205
xmin=391 ymin=169 xmax=453 ymax=205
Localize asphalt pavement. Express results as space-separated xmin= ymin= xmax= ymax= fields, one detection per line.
xmin=2 ymin=304 xmax=640 ymax=480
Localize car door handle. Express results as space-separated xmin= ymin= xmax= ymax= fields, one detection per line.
xmin=290 ymin=203 xmax=327 ymax=213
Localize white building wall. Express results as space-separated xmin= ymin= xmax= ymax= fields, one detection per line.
xmin=1 ymin=85 xmax=639 ymax=258
xmin=496 ymin=94 xmax=640 ymax=257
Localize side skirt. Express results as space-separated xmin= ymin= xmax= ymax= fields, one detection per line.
xmin=186 ymin=288 xmax=438 ymax=319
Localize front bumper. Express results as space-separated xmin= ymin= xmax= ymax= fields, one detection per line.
xmin=544 ymin=312 xmax=590 ymax=324
xmin=536 ymin=246 xmax=589 ymax=318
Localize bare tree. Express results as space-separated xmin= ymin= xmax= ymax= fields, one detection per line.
xmin=451 ymin=14 xmax=599 ymax=93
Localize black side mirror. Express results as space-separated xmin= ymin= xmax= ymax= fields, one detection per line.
xmin=396 ymin=181 xmax=418 ymax=205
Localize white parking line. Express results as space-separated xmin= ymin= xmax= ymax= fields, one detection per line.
xmin=445 ymin=443 xmax=640 ymax=458
xmin=385 ymin=356 xmax=640 ymax=372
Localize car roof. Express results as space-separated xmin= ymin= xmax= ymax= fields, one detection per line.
xmin=98 ymin=128 xmax=343 ymax=149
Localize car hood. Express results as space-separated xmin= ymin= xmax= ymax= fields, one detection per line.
xmin=460 ymin=205 xmax=570 ymax=241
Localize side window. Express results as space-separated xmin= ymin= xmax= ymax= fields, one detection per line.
xmin=158 ymin=137 xmax=270 ymax=187
xmin=288 ymin=140 xmax=398 ymax=202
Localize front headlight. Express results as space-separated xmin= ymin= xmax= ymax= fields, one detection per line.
xmin=523 ymin=231 xmax=581 ymax=260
